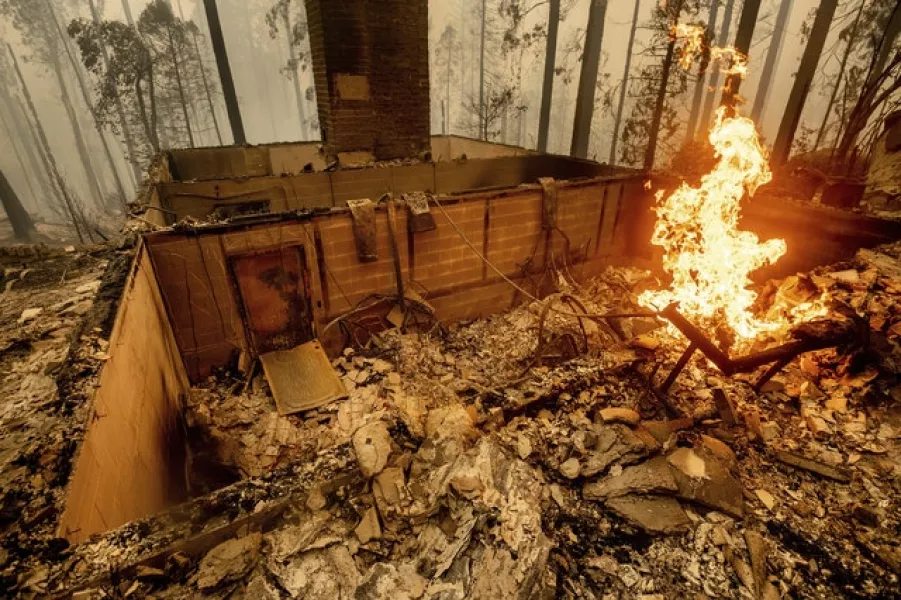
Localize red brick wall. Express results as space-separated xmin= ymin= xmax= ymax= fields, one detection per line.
xmin=146 ymin=176 xmax=650 ymax=381
xmin=304 ymin=0 xmax=430 ymax=161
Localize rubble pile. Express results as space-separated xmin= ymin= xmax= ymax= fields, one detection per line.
xmin=0 ymin=244 xmax=132 ymax=593
xmin=5 ymin=242 xmax=901 ymax=598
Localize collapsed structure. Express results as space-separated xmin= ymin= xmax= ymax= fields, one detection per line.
xmin=2 ymin=1 xmax=901 ymax=598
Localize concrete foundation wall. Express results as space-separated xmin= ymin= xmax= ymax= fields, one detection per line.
xmin=59 ymin=245 xmax=190 ymax=544
xmin=145 ymin=175 xmax=649 ymax=382
xmin=165 ymin=136 xmax=535 ymax=183
xmin=151 ymin=155 xmax=619 ymax=226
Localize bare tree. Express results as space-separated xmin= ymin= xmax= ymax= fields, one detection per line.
xmin=685 ymin=0 xmax=718 ymax=142
xmin=721 ymin=0 xmax=762 ymax=110
xmin=813 ymin=0 xmax=867 ymax=151
xmin=772 ymin=0 xmax=840 ymax=164
xmin=0 ymin=168 xmax=35 ymax=242
xmin=537 ymin=0 xmax=560 ymax=152
xmin=6 ymin=44 xmax=88 ymax=242
xmin=750 ymin=0 xmax=794 ymax=121
xmin=204 ymin=0 xmax=245 ymax=144
xmin=0 ymin=0 xmax=109 ymax=211
xmin=570 ymin=0 xmax=608 ymax=158
xmin=698 ymin=0 xmax=735 ymax=132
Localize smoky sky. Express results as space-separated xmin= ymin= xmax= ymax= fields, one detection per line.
xmin=0 ymin=0 xmax=846 ymax=220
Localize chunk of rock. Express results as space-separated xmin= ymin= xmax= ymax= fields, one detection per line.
xmin=581 ymin=424 xmax=650 ymax=477
xmin=560 ymin=457 xmax=581 ymax=479
xmin=194 ymin=533 xmax=262 ymax=591
xmin=605 ymin=494 xmax=691 ymax=534
xmin=355 ymin=506 xmax=382 ymax=544
xmin=667 ymin=447 xmax=707 ymax=479
xmin=639 ymin=418 xmax=694 ymax=446
xmin=425 ymin=405 xmax=477 ymax=444
xmin=699 ymin=435 xmax=736 ymax=464
xmin=598 ymin=407 xmax=641 ymax=427
xmin=18 ymin=307 xmax=42 ymax=325
xmin=516 ymin=433 xmax=533 ymax=459
xmin=353 ymin=421 xmax=392 ymax=477
xmin=669 ymin=448 xmax=744 ymax=517
xmin=583 ymin=456 xmax=678 ymax=500
xmin=356 ymin=563 xmax=427 ymax=600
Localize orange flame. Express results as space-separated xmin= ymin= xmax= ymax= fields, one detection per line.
xmin=673 ymin=23 xmax=705 ymax=70
xmin=670 ymin=23 xmax=748 ymax=80
xmin=638 ymin=109 xmax=826 ymax=344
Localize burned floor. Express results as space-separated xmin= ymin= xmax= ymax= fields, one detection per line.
xmin=0 ymin=228 xmax=900 ymax=598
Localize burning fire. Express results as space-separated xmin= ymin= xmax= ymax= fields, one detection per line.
xmin=672 ymin=23 xmax=749 ymax=77
xmin=640 ymin=26 xmax=823 ymax=346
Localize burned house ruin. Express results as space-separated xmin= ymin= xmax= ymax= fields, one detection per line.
xmin=2 ymin=1 xmax=901 ymax=598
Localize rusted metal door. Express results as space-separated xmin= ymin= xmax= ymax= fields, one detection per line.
xmin=232 ymin=246 xmax=314 ymax=354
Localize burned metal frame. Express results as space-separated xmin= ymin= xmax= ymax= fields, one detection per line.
xmin=656 ymin=303 xmax=858 ymax=394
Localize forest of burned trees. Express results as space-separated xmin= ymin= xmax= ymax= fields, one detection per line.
xmin=1 ymin=0 xmax=900 ymax=242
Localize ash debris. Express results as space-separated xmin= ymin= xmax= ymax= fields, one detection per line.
xmin=4 ymin=243 xmax=901 ymax=599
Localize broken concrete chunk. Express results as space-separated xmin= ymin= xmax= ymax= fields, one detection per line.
xmin=516 ymin=433 xmax=533 ymax=459
xmin=355 ymin=506 xmax=382 ymax=544
xmin=699 ymin=435 xmax=736 ymax=464
xmin=669 ymin=448 xmax=744 ymax=517
xmin=605 ymin=494 xmax=691 ymax=534
xmin=581 ymin=424 xmax=650 ymax=477
xmin=194 ymin=533 xmax=262 ymax=591
xmin=667 ymin=448 xmax=708 ymax=479
xmin=424 ymin=404 xmax=477 ymax=444
xmin=639 ymin=419 xmax=694 ymax=446
xmin=353 ymin=421 xmax=392 ymax=478
xmin=355 ymin=563 xmax=427 ymax=600
xmin=755 ymin=489 xmax=776 ymax=511
xmin=598 ymin=407 xmax=641 ymax=427
xmin=560 ymin=457 xmax=581 ymax=479
xmin=18 ymin=307 xmax=42 ymax=325
xmin=583 ymin=456 xmax=678 ymax=500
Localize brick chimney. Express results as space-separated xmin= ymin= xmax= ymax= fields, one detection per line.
xmin=304 ymin=0 xmax=431 ymax=162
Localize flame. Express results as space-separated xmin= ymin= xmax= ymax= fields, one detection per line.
xmin=673 ymin=24 xmax=705 ymax=70
xmin=638 ymin=108 xmax=827 ymax=345
xmin=636 ymin=24 xmax=826 ymax=347
xmin=670 ymin=23 xmax=748 ymax=80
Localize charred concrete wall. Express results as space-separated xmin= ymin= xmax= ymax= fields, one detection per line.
xmin=149 ymin=154 xmax=617 ymax=227
xmin=145 ymin=175 xmax=649 ymax=382
xmin=304 ymin=0 xmax=430 ymax=161
xmin=163 ymin=136 xmax=535 ymax=184
xmin=59 ymin=245 xmax=190 ymax=544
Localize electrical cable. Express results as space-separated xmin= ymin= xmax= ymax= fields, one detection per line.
xmin=428 ymin=198 xmax=658 ymax=322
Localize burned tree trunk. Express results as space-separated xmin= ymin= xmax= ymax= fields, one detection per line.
xmin=0 ymin=168 xmax=35 ymax=241
xmin=537 ymin=0 xmax=560 ymax=153
xmin=0 ymin=85 xmax=55 ymax=209
xmin=813 ymin=0 xmax=866 ymax=151
xmin=571 ymin=0 xmax=609 ymax=158
xmin=644 ymin=34 xmax=677 ymax=170
xmin=750 ymin=0 xmax=793 ymax=121
xmin=8 ymin=44 xmax=86 ymax=243
xmin=203 ymin=0 xmax=245 ymax=145
xmin=686 ymin=0 xmax=720 ymax=142
xmin=283 ymin=7 xmax=307 ymax=140
xmin=772 ymin=0 xmax=840 ymax=165
xmin=0 ymin=110 xmax=40 ymax=208
xmin=167 ymin=22 xmax=195 ymax=148
xmin=178 ymin=0 xmax=223 ymax=146
xmin=89 ymin=0 xmax=143 ymax=184
xmin=720 ymin=0 xmax=762 ymax=111
xmin=834 ymin=0 xmax=901 ymax=166
xmin=699 ymin=0 xmax=735 ymax=131
xmin=49 ymin=0 xmax=129 ymax=208
xmin=610 ymin=0 xmax=641 ymax=162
